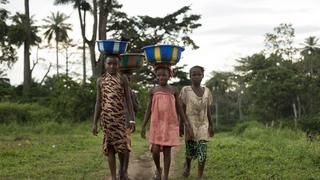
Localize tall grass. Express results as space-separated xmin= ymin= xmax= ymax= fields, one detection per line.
xmin=175 ymin=121 xmax=320 ymax=179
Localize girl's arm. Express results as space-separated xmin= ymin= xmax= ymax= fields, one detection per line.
xmin=122 ymin=75 xmax=135 ymax=130
xmin=92 ymin=77 xmax=102 ymax=136
xmin=207 ymin=89 xmax=214 ymax=137
xmin=174 ymin=87 xmax=194 ymax=138
xmin=141 ymin=88 xmax=153 ymax=139
xmin=132 ymin=92 xmax=140 ymax=114
xmin=179 ymin=102 xmax=187 ymax=137
xmin=207 ymin=105 xmax=214 ymax=137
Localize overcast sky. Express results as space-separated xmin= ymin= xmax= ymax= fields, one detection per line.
xmin=4 ymin=0 xmax=320 ymax=85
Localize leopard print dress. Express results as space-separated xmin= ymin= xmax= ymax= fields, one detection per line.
xmin=100 ymin=72 xmax=127 ymax=155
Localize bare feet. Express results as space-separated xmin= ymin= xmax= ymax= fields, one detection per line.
xmin=153 ymin=167 xmax=162 ymax=180
xmin=182 ymin=162 xmax=190 ymax=178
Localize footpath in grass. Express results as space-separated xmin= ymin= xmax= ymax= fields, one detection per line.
xmin=0 ymin=121 xmax=149 ymax=179
xmin=173 ymin=121 xmax=320 ymax=180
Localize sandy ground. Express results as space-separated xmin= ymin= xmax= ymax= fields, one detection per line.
xmin=106 ymin=145 xmax=181 ymax=180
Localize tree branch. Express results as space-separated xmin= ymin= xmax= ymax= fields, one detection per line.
xmin=40 ymin=63 xmax=52 ymax=85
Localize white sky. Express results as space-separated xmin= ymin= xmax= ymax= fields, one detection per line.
xmin=3 ymin=0 xmax=320 ymax=85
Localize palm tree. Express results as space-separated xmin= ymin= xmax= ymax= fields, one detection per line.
xmin=301 ymin=36 xmax=320 ymax=75
xmin=54 ymin=0 xmax=99 ymax=76
xmin=9 ymin=8 xmax=41 ymax=96
xmin=54 ymin=0 xmax=92 ymax=84
xmin=0 ymin=0 xmax=17 ymax=66
xmin=43 ymin=11 xmax=72 ymax=75
xmin=303 ymin=36 xmax=320 ymax=49
xmin=10 ymin=13 xmax=41 ymax=47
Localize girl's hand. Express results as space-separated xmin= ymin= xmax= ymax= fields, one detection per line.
xmin=129 ymin=122 xmax=136 ymax=133
xmin=141 ymin=127 xmax=146 ymax=139
xmin=186 ymin=125 xmax=194 ymax=139
xmin=179 ymin=127 xmax=184 ymax=137
xmin=208 ymin=126 xmax=214 ymax=137
xmin=92 ymin=124 xmax=98 ymax=136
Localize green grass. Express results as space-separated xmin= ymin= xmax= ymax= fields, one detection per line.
xmin=0 ymin=122 xmax=105 ymax=179
xmin=174 ymin=122 xmax=320 ymax=180
xmin=131 ymin=125 xmax=150 ymax=159
xmin=2 ymin=121 xmax=319 ymax=179
xmin=0 ymin=120 xmax=149 ymax=179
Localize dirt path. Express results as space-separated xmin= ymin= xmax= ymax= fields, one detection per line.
xmin=127 ymin=145 xmax=181 ymax=180
xmin=106 ymin=145 xmax=181 ymax=180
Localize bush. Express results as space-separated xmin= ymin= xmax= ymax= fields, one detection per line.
xmin=299 ymin=115 xmax=320 ymax=132
xmin=3 ymin=76 xmax=97 ymax=122
xmin=0 ymin=80 xmax=16 ymax=101
xmin=0 ymin=102 xmax=57 ymax=124
xmin=40 ymin=75 xmax=96 ymax=121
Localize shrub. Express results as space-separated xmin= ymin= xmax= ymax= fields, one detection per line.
xmin=0 ymin=80 xmax=16 ymax=101
xmin=41 ymin=75 xmax=96 ymax=121
xmin=299 ymin=115 xmax=320 ymax=132
xmin=0 ymin=102 xmax=57 ymax=124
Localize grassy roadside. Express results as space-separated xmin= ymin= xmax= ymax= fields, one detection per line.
xmin=0 ymin=120 xmax=148 ymax=179
xmin=0 ymin=122 xmax=105 ymax=179
xmin=2 ymin=121 xmax=319 ymax=179
xmin=173 ymin=122 xmax=320 ymax=179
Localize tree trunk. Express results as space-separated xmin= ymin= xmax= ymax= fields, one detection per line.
xmin=215 ymin=95 xmax=219 ymax=128
xmin=65 ymin=47 xmax=68 ymax=77
xmin=293 ymin=103 xmax=297 ymax=129
xmin=82 ymin=40 xmax=86 ymax=84
xmin=40 ymin=63 xmax=52 ymax=85
xmin=238 ymin=93 xmax=243 ymax=121
xmin=93 ymin=0 xmax=112 ymax=76
xmin=56 ymin=39 xmax=59 ymax=75
xmin=98 ymin=0 xmax=108 ymax=40
xmin=73 ymin=0 xmax=112 ymax=77
xmin=297 ymin=96 xmax=301 ymax=118
xmin=88 ymin=43 xmax=96 ymax=74
xmin=81 ymin=10 xmax=87 ymax=84
xmin=23 ymin=0 xmax=31 ymax=96
xmin=77 ymin=0 xmax=98 ymax=77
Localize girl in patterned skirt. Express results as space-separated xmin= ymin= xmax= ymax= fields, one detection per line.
xmin=180 ymin=65 xmax=214 ymax=180
xmin=141 ymin=64 xmax=193 ymax=180
xmin=92 ymin=55 xmax=135 ymax=180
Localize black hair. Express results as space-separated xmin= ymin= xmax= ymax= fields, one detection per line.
xmin=154 ymin=66 xmax=170 ymax=73
xmin=189 ymin=65 xmax=204 ymax=74
xmin=153 ymin=64 xmax=173 ymax=77
xmin=104 ymin=54 xmax=120 ymax=65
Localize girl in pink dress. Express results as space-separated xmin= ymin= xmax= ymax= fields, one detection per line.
xmin=141 ymin=65 xmax=193 ymax=180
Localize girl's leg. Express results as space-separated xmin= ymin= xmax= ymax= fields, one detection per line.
xmin=197 ymin=140 xmax=208 ymax=180
xmin=107 ymin=146 xmax=117 ymax=180
xmin=152 ymin=144 xmax=162 ymax=179
xmin=163 ymin=146 xmax=172 ymax=180
xmin=183 ymin=157 xmax=192 ymax=177
xmin=183 ymin=140 xmax=196 ymax=177
xmin=118 ymin=150 xmax=127 ymax=179
xmin=124 ymin=151 xmax=130 ymax=178
xmin=123 ymin=129 xmax=131 ymax=179
xmin=198 ymin=161 xmax=206 ymax=180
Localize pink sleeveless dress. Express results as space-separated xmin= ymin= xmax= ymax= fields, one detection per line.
xmin=149 ymin=91 xmax=180 ymax=146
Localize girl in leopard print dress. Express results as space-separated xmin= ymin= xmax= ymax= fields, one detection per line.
xmin=92 ymin=55 xmax=135 ymax=180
